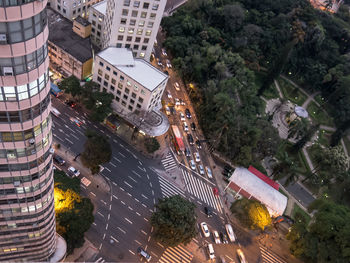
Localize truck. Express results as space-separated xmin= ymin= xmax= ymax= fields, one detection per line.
xmin=171 ymin=125 xmax=185 ymax=155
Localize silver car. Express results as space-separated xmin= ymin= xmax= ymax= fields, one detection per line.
xmin=199 ymin=165 xmax=205 ymax=175
xmin=190 ymin=160 xmax=196 ymax=171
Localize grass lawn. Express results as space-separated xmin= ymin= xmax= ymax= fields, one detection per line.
xmin=277 ymin=77 xmax=308 ymax=105
xmin=307 ymin=101 xmax=334 ymax=127
xmin=291 ymin=203 xmax=311 ymax=225
xmin=316 ymin=129 xmax=332 ymax=147
xmin=314 ymin=94 xmax=326 ymax=105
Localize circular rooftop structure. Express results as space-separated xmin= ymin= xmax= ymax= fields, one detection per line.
xmin=294 ymin=106 xmax=308 ymax=118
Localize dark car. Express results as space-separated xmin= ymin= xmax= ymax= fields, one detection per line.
xmin=164 ymin=70 xmax=169 ymax=75
xmin=220 ymin=232 xmax=229 ymax=244
xmin=195 ymin=140 xmax=202 ymax=149
xmin=53 ymin=154 xmax=65 ymax=165
xmin=137 ymin=247 xmax=151 ymax=262
xmin=191 ymin=122 xmax=196 ymax=131
xmin=185 ymin=108 xmax=191 ymax=119
xmin=204 ymin=206 xmax=213 ymax=217
xmin=187 ymin=134 xmax=194 ymax=145
xmin=65 ymin=100 xmax=77 ymax=108
xmin=224 ymin=165 xmax=234 ymax=173
xmin=185 ymin=147 xmax=191 ymax=157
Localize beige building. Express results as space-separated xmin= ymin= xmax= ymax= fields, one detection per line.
xmin=0 ymin=0 xmax=64 ymax=261
xmin=93 ymin=47 xmax=169 ymax=135
xmin=47 ymin=9 xmax=93 ymax=80
xmin=49 ymin=0 xmax=103 ymax=20
xmin=88 ymin=0 xmax=107 ymax=48
xmin=102 ymin=0 xmax=167 ymax=60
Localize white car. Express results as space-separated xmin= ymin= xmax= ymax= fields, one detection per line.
xmin=200 ymin=222 xmax=210 ymax=237
xmin=207 ymin=243 xmax=215 ymax=260
xmin=225 ymin=224 xmax=236 ymax=242
xmin=165 ymin=106 xmax=171 ymax=116
xmin=167 ymin=91 xmax=172 ymax=99
xmin=175 ymin=98 xmax=180 ymax=106
xmin=162 ymin=48 xmax=167 ymax=56
xmin=180 ymin=99 xmax=186 ymax=106
xmin=68 ymin=166 xmax=80 ymax=177
xmin=174 ymin=82 xmax=180 ymax=91
xmin=166 ymin=60 xmax=172 ymax=68
xmin=51 ymin=107 xmax=61 ymax=117
xmin=237 ymin=249 xmax=247 ymax=263
xmin=157 ymin=60 xmax=163 ymax=67
xmin=213 ymin=231 xmax=221 ymax=244
xmin=190 ymin=160 xmax=196 ymax=171
xmin=183 ymin=122 xmax=189 ymax=132
xmin=205 ymin=167 xmax=213 ymax=179
xmin=179 ymin=112 xmax=186 ymax=121
xmin=198 ymin=165 xmax=205 ymax=175
xmin=194 ymin=152 xmax=200 ymax=163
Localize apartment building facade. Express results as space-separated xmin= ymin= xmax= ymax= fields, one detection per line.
xmin=88 ymin=0 xmax=107 ymax=48
xmin=49 ymin=0 xmax=103 ymax=20
xmin=93 ymin=47 xmax=168 ymax=116
xmin=0 ymin=0 xmax=57 ymax=261
xmin=102 ymin=0 xmax=166 ymax=60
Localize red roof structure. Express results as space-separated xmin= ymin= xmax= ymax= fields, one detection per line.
xmin=248 ymin=166 xmax=279 ymax=190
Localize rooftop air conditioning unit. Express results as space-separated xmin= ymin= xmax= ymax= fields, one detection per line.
xmin=3 ymin=67 xmax=13 ymax=76
xmin=0 ymin=34 xmax=7 ymax=44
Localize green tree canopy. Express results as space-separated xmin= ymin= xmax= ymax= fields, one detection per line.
xmin=81 ymin=129 xmax=112 ymax=174
xmin=151 ymin=195 xmax=197 ymax=247
xmin=58 ymin=76 xmax=82 ymax=98
xmin=144 ymin=137 xmax=160 ymax=153
xmin=231 ymin=198 xmax=272 ymax=231
xmin=83 ymin=88 xmax=114 ymax=122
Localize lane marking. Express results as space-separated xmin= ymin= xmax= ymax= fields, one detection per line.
xmin=93 ymin=222 xmax=97 ymax=226
xmin=128 ymin=176 xmax=137 ymax=183
xmin=132 ymin=170 xmax=141 ymax=178
xmin=108 ymin=214 xmax=110 ymax=220
xmin=118 ymin=152 xmax=126 ymax=158
xmin=142 ymin=203 xmax=147 ymax=208
xmin=65 ymin=138 xmax=74 ymax=144
xmin=135 ymin=240 xmax=142 ymax=245
xmin=124 ymin=181 xmax=133 ymax=188
xmin=141 ymin=230 xmax=147 ymax=235
xmin=138 ymin=166 xmax=146 ymax=172
xmin=112 ymin=182 xmax=117 ymax=186
xmin=113 ymin=156 xmax=121 ymax=163
xmin=101 ymin=200 xmax=107 ymax=205
xmin=111 ymin=236 xmax=119 ymax=243
xmin=110 ymin=162 xmax=117 ymax=167
xmin=125 ymin=217 xmax=133 ymax=224
xmin=128 ymin=250 xmax=135 ymax=255
xmin=136 ymin=212 xmax=141 ymax=216
xmin=141 ymin=194 xmax=148 ymax=200
xmin=117 ymin=227 xmax=126 ymax=234
xmin=120 ymin=187 xmax=125 ymax=192
xmin=105 ymin=167 xmax=111 ymax=172
xmin=90 ymin=192 xmax=96 ymax=197
xmin=139 ymin=161 xmax=143 ymax=166
xmin=121 ymin=201 xmax=125 ymax=205
xmin=128 ymin=206 xmax=133 ymax=211
xmin=113 ymin=194 xmax=118 ymax=200
xmin=157 ymin=242 xmax=164 ymax=248
xmin=144 ymin=218 xmax=148 ymax=222
xmin=151 ymin=251 xmax=158 ymax=257
xmin=97 ymin=212 xmax=104 ymax=217
xmin=105 ymin=224 xmax=108 ymax=230
xmin=99 ymin=243 xmax=102 ymax=250
xmin=109 ymin=205 xmax=112 ymax=211
xmin=134 ymin=198 xmax=140 ymax=202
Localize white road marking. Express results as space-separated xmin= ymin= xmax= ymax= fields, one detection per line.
xmin=128 ymin=176 xmax=137 ymax=183
xmin=141 ymin=194 xmax=148 ymax=200
xmin=148 ymin=236 xmax=151 ymax=242
xmin=138 ymin=166 xmax=146 ymax=172
xmin=105 ymin=224 xmax=108 ymax=230
xmin=81 ymin=185 xmax=86 ymax=190
xmin=134 ymin=240 xmax=142 ymax=245
xmin=138 ymin=161 xmax=143 ymax=166
xmin=118 ymin=152 xmax=126 ymax=158
xmin=125 ymin=217 xmax=133 ymax=224
xmin=136 ymin=212 xmax=141 ymax=216
xmin=71 ymin=134 xmax=79 ymax=140
xmin=144 ymin=218 xmax=148 ymax=222
xmin=97 ymin=212 xmax=104 ymax=217
xmin=65 ymin=138 xmax=74 ymax=144
xmin=150 ymin=251 xmax=158 ymax=257
xmin=128 ymin=206 xmax=133 ymax=211
xmin=109 ymin=204 xmax=112 ymax=211
xmin=157 ymin=242 xmax=164 ymax=248
xmin=134 ymin=198 xmax=140 ymax=202
xmin=128 ymin=250 xmax=135 ymax=255
xmin=113 ymin=194 xmax=118 ymax=200
xmin=113 ymin=139 xmax=118 ymax=143
xmin=226 ymin=255 xmax=234 ymax=261
xmin=110 ymin=162 xmax=117 ymax=167
xmin=101 ymin=200 xmax=107 ymax=205
xmin=111 ymin=236 xmax=119 ymax=243
xmin=121 ymin=201 xmax=125 ymax=205
xmin=105 ymin=167 xmax=111 ymax=172
xmin=100 ymin=129 xmax=105 ymax=133
xmin=132 ymin=170 xmax=142 ymax=178
xmin=117 ymin=227 xmax=126 ymax=234
xmin=93 ymin=222 xmax=97 ymax=226
xmin=149 ymin=182 xmax=153 ymax=187
xmin=142 ymin=203 xmax=147 ymax=208
xmin=152 ymin=190 xmax=154 ymax=195
xmin=113 ymin=156 xmax=121 ymax=163
xmin=120 ymin=187 xmax=125 ymax=192
xmin=146 ymin=174 xmax=150 ymax=180
xmin=90 ymin=192 xmax=96 ymax=197
xmin=108 ymin=214 xmax=110 ymax=220
xmin=124 ymin=181 xmax=133 ymax=188
xmin=99 ymin=243 xmax=102 ymax=250
xmin=141 ymin=230 xmax=147 ymax=235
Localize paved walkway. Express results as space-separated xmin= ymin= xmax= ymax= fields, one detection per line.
xmin=274 ymin=79 xmax=283 ymax=98
xmin=302 ymin=91 xmax=321 ymax=108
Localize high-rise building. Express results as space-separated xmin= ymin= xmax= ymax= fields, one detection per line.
xmin=49 ymin=0 xmax=103 ymax=20
xmin=102 ymin=0 xmax=167 ymax=60
xmin=0 ymin=0 xmax=57 ymax=261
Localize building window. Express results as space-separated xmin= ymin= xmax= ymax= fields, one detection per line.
xmin=128 ymin=105 xmax=133 ymax=111
xmin=134 ymin=85 xmax=139 ymax=91
xmin=140 ymin=52 xmax=145 ymax=58
xmin=122 ymin=9 xmax=128 ymax=15
xmin=130 ymin=19 xmax=136 ymax=26
xmin=139 ymin=20 xmax=145 ymax=27
xmin=145 ymin=30 xmax=151 ymax=36
xmin=104 ymin=74 xmax=109 ymax=80
xmin=150 ymin=13 xmax=156 ymax=19
xmin=152 ymin=4 xmax=159 ymax=10
xmin=98 ymin=69 xmax=103 ymax=76
xmin=99 ymin=61 xmax=104 ymax=66
xmin=106 ymin=66 xmax=111 ymax=71
xmin=141 ymin=12 xmax=147 ymax=18
xmin=104 ymin=81 xmax=108 ymax=86
xmin=117 ymin=90 xmax=121 ymax=95
xmin=144 ymin=38 xmax=149 ymax=43
xmin=97 ymin=76 xmax=102 ymax=82
xmin=118 ymin=27 xmax=125 ymax=33
xmin=125 ymin=87 xmax=130 ymax=94
xmin=125 ymin=44 xmax=131 ymax=48
xmin=120 ymin=76 xmax=124 ymax=81
xmin=138 ymin=97 xmax=144 ymax=103
xmin=103 ymin=88 xmax=107 ymax=92
xmin=118 ymin=35 xmax=124 ymax=40
xmin=92 ymin=20 xmax=96 ymax=25
xmin=92 ymin=28 xmax=95 ymax=33
xmin=121 ymin=18 xmax=127 ymax=24
xmin=128 ymin=28 xmax=134 ymax=34
xmin=135 ymin=37 xmax=141 ymax=43
xmin=136 ymin=103 xmax=141 ymax=109
xmin=118 ymin=83 xmax=123 ymax=89
xmin=131 ymin=92 xmax=136 ymax=98
xmin=115 ymin=96 xmax=120 ymax=102
xmin=141 ymin=45 xmax=147 ymax=50
xmin=123 ymin=0 xmax=130 ymax=6
xmin=111 ymin=78 xmax=116 ymax=84
xmin=73 ymin=10 xmax=76 ymax=15
xmin=137 ymin=28 xmax=143 ymax=35
xmin=130 ymin=99 xmax=135 ymax=104
xmin=116 ymin=43 xmax=122 ymax=48
xmin=133 ymin=1 xmax=140 ymax=7
xmin=133 ymin=45 xmax=139 ymax=50
xmin=147 ymin=22 xmax=154 ymax=28
xmin=131 ymin=10 xmax=138 ymax=17
xmin=143 ymin=2 xmax=149 ymax=9
xmin=110 ymin=85 xmax=115 ymax=91
xmin=123 ymin=95 xmax=128 ymax=100
xmin=121 ymin=100 xmax=126 ymax=106
xmin=126 ymin=36 xmax=132 ymax=41
xmin=113 ymin=71 xmax=118 ymax=76
xmin=141 ymin=89 xmax=146 ymax=95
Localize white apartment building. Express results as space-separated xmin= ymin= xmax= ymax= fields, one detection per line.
xmin=93 ymin=47 xmax=168 ymax=117
xmin=49 ymin=0 xmax=103 ymax=20
xmin=88 ymin=0 xmax=107 ymax=48
xmin=102 ymin=0 xmax=167 ymax=60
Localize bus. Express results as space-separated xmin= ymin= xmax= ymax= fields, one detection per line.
xmin=171 ymin=125 xmax=185 ymax=155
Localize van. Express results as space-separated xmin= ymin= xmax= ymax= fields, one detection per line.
xmin=207 ymin=243 xmax=215 ymax=259
xmin=51 ymin=107 xmax=61 ymax=117
xmin=225 ymin=224 xmax=236 ymax=242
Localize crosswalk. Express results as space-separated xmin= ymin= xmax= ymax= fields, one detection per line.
xmin=94 ymin=257 xmax=105 ymax=263
xmin=158 ymin=175 xmax=186 ymax=198
xmin=161 ymin=153 xmax=178 ymax=172
xmin=260 ymin=246 xmax=287 ymax=263
xmin=181 ymin=169 xmax=223 ymax=213
xmin=158 ymin=244 xmax=193 ymax=263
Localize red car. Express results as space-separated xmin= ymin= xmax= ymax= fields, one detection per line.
xmin=213 ymin=187 xmax=219 ymax=196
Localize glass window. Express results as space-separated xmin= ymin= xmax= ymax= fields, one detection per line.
xmin=135 ymin=37 xmax=141 ymax=43
xmin=141 ymin=12 xmax=147 ymax=18
xmin=143 ymin=2 xmax=149 ymax=9
xmin=146 ymin=30 xmax=152 ymax=36
xmin=130 ymin=19 xmax=136 ymax=26
xmin=139 ymin=20 xmax=145 ymax=27
xmin=137 ymin=28 xmax=143 ymax=35
xmin=122 ymin=9 xmax=128 ymax=15
xmin=133 ymin=1 xmax=140 ymax=7
xmin=118 ymin=27 xmax=125 ymax=33
xmin=150 ymin=13 xmax=156 ymax=19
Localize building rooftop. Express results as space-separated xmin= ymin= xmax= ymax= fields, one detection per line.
xmin=92 ymin=0 xmax=107 ymax=15
xmin=75 ymin=16 xmax=91 ymax=27
xmin=47 ymin=8 xmax=93 ymax=63
xmin=98 ymin=47 xmax=168 ymax=92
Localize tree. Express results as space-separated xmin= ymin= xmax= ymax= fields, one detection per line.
xmin=58 ymin=75 xmax=82 ymax=99
xmin=292 ymin=124 xmax=319 ymax=151
xmin=231 ymin=198 xmax=272 ymax=231
xmin=272 ymin=152 xmax=300 ymax=186
xmin=54 ymin=170 xmax=94 ymax=254
xmin=144 ymin=137 xmax=160 ymax=153
xmin=288 ymin=118 xmax=309 ymax=140
xmin=287 ymin=199 xmax=350 ymax=262
xmin=151 ymin=195 xmax=197 ymax=246
xmin=83 ymin=91 xmax=114 ymax=122
xmin=81 ymin=129 xmax=112 ymax=174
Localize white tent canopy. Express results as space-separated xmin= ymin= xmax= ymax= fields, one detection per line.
xmin=229 ymin=167 xmax=287 ymax=217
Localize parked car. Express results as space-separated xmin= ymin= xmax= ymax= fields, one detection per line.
xmin=179 ymin=112 xmax=186 ymax=121
xmin=185 ymin=108 xmax=191 ymax=119
xmin=220 ymin=232 xmax=229 ymax=244
xmin=236 ymin=248 xmax=247 ymax=263
xmin=167 ymin=91 xmax=172 ymax=99
xmin=190 ymin=160 xmax=196 ymax=170
xmin=200 ymin=222 xmax=210 ymax=237
xmin=137 ymin=247 xmax=151 ymax=262
xmin=180 ymin=99 xmax=186 ymax=105
xmin=205 ymin=167 xmax=213 ymax=179
xmin=187 ymin=134 xmax=194 ymax=145
xmin=183 ymin=122 xmax=189 ymax=132
xmin=68 ymin=166 xmax=80 ymax=177
xmin=157 ymin=60 xmax=163 ymax=67
xmin=175 ymin=98 xmax=180 ymax=106
xmin=165 ymin=106 xmax=171 ymax=116
xmin=166 ymin=59 xmax=172 ymax=68
xmin=207 ymin=243 xmax=215 ymax=260
xmin=174 ymin=82 xmax=180 ymax=91
xmin=195 ymin=140 xmax=202 ymax=149
xmin=185 ymin=147 xmax=191 ymax=157
xmin=191 ymin=122 xmax=196 ymax=131
xmin=51 ymin=107 xmax=61 ymax=117
xmin=204 ymin=206 xmax=213 ymax=217
xmin=53 ymin=154 xmax=65 ymax=165
xmin=198 ymin=164 xmax=205 ymax=175
xmin=225 ymin=224 xmax=236 ymax=242
xmin=224 ymin=165 xmax=234 ymax=173
xmin=162 ymin=48 xmax=167 ymax=56
xmin=65 ymin=100 xmax=77 ymax=108
xmin=213 ymin=231 xmax=221 ymax=244
xmin=194 ymin=152 xmax=200 ymax=162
